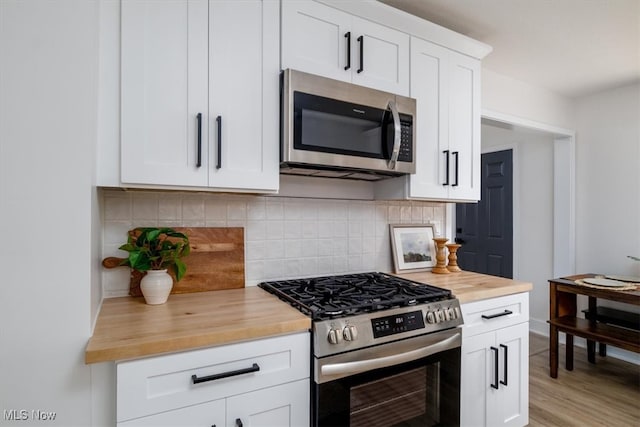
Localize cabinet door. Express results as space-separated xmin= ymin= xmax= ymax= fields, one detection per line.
xmin=448 ymin=52 xmax=481 ymax=201
xmin=209 ymin=0 xmax=279 ymax=191
xmin=491 ymin=322 xmax=529 ymax=427
xmin=351 ymin=17 xmax=409 ymax=96
xmin=227 ymin=379 xmax=310 ymax=427
xmin=121 ymin=0 xmax=208 ymax=186
xmin=460 ymin=331 xmax=493 ymax=427
xmin=281 ymin=0 xmax=351 ymax=82
xmin=118 ymin=398 xmax=224 ymax=427
xmin=407 ymin=37 xmax=450 ymax=199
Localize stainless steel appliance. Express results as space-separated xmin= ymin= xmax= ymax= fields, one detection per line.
xmin=258 ymin=272 xmax=463 ymax=426
xmin=281 ymin=69 xmax=416 ymax=181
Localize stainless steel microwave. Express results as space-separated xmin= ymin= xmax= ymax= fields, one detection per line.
xmin=281 ymin=69 xmax=416 ymax=181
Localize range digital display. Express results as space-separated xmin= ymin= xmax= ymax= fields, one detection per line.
xmin=371 ymin=310 xmax=425 ymax=338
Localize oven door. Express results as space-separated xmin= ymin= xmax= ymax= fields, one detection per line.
xmin=313 ymin=328 xmax=461 ymax=427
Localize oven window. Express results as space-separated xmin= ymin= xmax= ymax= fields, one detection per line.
xmin=350 ymin=366 xmax=438 ymax=427
xmin=313 ymin=347 xmax=460 ymax=427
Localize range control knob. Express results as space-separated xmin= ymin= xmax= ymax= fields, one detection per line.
xmin=436 ymin=310 xmax=446 ymax=323
xmin=343 ymin=325 xmax=358 ymax=341
xmin=426 ymin=311 xmax=437 ymax=324
xmin=327 ymin=328 xmax=343 ymax=344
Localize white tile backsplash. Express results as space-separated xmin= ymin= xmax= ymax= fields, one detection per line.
xmin=100 ymin=190 xmax=447 ymax=296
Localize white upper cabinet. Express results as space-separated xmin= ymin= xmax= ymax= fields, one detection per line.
xmin=375 ymin=36 xmax=481 ymax=202
xmin=121 ymin=0 xmax=209 ymax=187
xmin=281 ymin=0 xmax=410 ymax=96
xmin=120 ymin=0 xmax=279 ymax=192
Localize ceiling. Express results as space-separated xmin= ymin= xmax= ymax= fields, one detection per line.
xmin=380 ymin=0 xmax=640 ymax=99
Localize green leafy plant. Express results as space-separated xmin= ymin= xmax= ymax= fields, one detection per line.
xmin=119 ymin=227 xmax=191 ymax=281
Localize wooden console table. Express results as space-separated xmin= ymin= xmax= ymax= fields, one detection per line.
xmin=548 ymin=274 xmax=640 ymax=378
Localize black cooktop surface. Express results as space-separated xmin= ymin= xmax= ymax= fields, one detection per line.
xmin=258 ymin=272 xmax=452 ymax=320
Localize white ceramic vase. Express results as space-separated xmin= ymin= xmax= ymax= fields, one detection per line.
xmin=140 ymin=269 xmax=173 ymax=305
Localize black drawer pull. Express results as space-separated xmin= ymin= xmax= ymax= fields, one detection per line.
xmin=344 ymin=32 xmax=351 ymax=70
xmin=443 ymin=150 xmax=450 ymax=185
xmin=216 ymin=115 xmax=222 ymax=169
xmin=196 ymin=113 xmax=202 ymax=168
xmin=191 ymin=363 xmax=260 ymax=385
xmin=236 ymin=419 xmax=243 ymax=427
xmin=500 ymin=344 xmax=508 ymax=386
xmin=357 ymin=35 xmax=364 ymax=73
xmin=490 ymin=346 xmax=499 ymax=389
xmin=482 ymin=310 xmax=513 ymax=320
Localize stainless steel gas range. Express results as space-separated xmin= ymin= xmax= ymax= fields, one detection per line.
xmin=259 ymin=272 xmax=463 ymax=427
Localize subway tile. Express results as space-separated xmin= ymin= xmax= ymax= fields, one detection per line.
xmin=284 ymin=220 xmax=301 ymax=239
xmin=227 ymin=200 xmax=247 ymax=220
xmin=317 ymin=239 xmax=334 ymax=256
xmin=102 ymin=191 xmax=448 ymax=296
xmin=285 ymin=240 xmax=303 ymax=258
xmin=266 ymin=200 xmax=284 ymax=219
xmin=104 ymin=194 xmax=131 ymax=220
xmin=132 ymin=195 xmax=159 ymax=221
xmin=158 ymin=195 xmax=181 ymax=220
xmin=301 ymin=240 xmax=318 ymax=258
xmin=246 ymin=220 xmax=266 ymax=241
xmin=205 ymin=198 xmax=227 ymax=220
xmin=301 ymin=221 xmax=318 ymax=239
xmin=266 ymin=220 xmax=284 ymax=240
xmin=317 ymin=257 xmax=333 ymax=274
xmin=246 ymin=198 xmax=266 ymax=220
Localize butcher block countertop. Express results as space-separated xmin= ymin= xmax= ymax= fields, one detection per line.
xmin=86 ymin=271 xmax=530 ymax=364
xmin=85 ymin=287 xmax=310 ymax=364
xmin=396 ymin=271 xmax=532 ymax=303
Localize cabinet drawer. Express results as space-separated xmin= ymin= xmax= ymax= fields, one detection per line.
xmin=461 ymin=293 xmax=529 ymax=338
xmin=117 ymin=332 xmax=310 ymax=422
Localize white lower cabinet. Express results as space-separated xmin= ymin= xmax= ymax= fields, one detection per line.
xmin=116 ymin=333 xmax=310 ymax=427
xmin=461 ymin=293 xmax=529 ymax=427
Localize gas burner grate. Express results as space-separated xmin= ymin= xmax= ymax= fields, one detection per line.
xmin=258 ymin=272 xmax=451 ymax=320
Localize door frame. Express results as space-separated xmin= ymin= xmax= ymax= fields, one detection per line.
xmin=447 ymin=109 xmax=576 ymax=279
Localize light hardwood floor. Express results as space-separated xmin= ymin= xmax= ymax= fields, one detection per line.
xmin=528 ymin=333 xmax=640 ymax=426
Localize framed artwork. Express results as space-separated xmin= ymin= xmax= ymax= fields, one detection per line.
xmin=389 ymin=224 xmax=437 ymax=273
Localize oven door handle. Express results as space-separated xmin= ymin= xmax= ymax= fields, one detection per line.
xmin=321 ymin=332 xmax=460 ymax=377
xmin=386 ymin=99 xmax=401 ymax=171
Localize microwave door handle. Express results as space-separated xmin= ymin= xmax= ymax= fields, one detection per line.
xmin=386 ymin=100 xmax=401 ymax=170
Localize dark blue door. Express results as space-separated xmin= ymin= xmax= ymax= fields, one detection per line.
xmin=455 ymin=150 xmax=513 ymax=278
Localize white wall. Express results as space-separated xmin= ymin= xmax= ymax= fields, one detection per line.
xmin=483 ymin=68 xmax=575 ymax=130
xmin=481 ymin=124 xmax=555 ymax=334
xmin=574 ymin=83 xmax=640 ymax=277
xmin=0 ymin=1 xmax=100 ymax=426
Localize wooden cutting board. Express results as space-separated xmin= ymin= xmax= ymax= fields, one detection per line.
xmin=102 ymin=227 xmax=244 ymax=296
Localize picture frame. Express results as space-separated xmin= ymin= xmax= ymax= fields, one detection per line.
xmin=389 ymin=223 xmax=437 ymax=273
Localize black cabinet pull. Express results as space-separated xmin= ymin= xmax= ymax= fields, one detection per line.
xmin=490 ymin=346 xmax=499 ymax=389
xmin=500 ymin=344 xmax=508 ymax=386
xmin=236 ymin=419 xmax=243 ymax=427
xmin=482 ymin=310 xmax=513 ymax=320
xmin=216 ymin=115 xmax=222 ymax=169
xmin=191 ymin=363 xmax=260 ymax=385
xmin=196 ymin=113 xmax=202 ymax=168
xmin=344 ymin=32 xmax=351 ymax=70
xmin=452 ymin=151 xmax=459 ymax=186
xmin=443 ymin=150 xmax=450 ymax=185
xmin=357 ymin=35 xmax=364 ymax=73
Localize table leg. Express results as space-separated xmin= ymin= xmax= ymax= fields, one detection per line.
xmin=550 ymin=325 xmax=558 ymax=378
xmin=566 ymin=333 xmax=574 ymax=371
xmin=599 ymin=343 xmax=607 ymax=357
xmin=587 ymin=340 xmax=596 ymax=363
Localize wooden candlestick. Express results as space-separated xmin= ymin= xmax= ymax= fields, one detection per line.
xmin=446 ymin=243 xmax=462 ymax=272
xmin=432 ymin=237 xmax=450 ymax=274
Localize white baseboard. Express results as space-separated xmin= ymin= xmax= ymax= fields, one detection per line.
xmin=529 ymin=321 xmax=640 ymax=365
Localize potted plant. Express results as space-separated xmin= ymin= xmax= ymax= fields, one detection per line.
xmin=118 ymin=227 xmax=190 ymax=305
